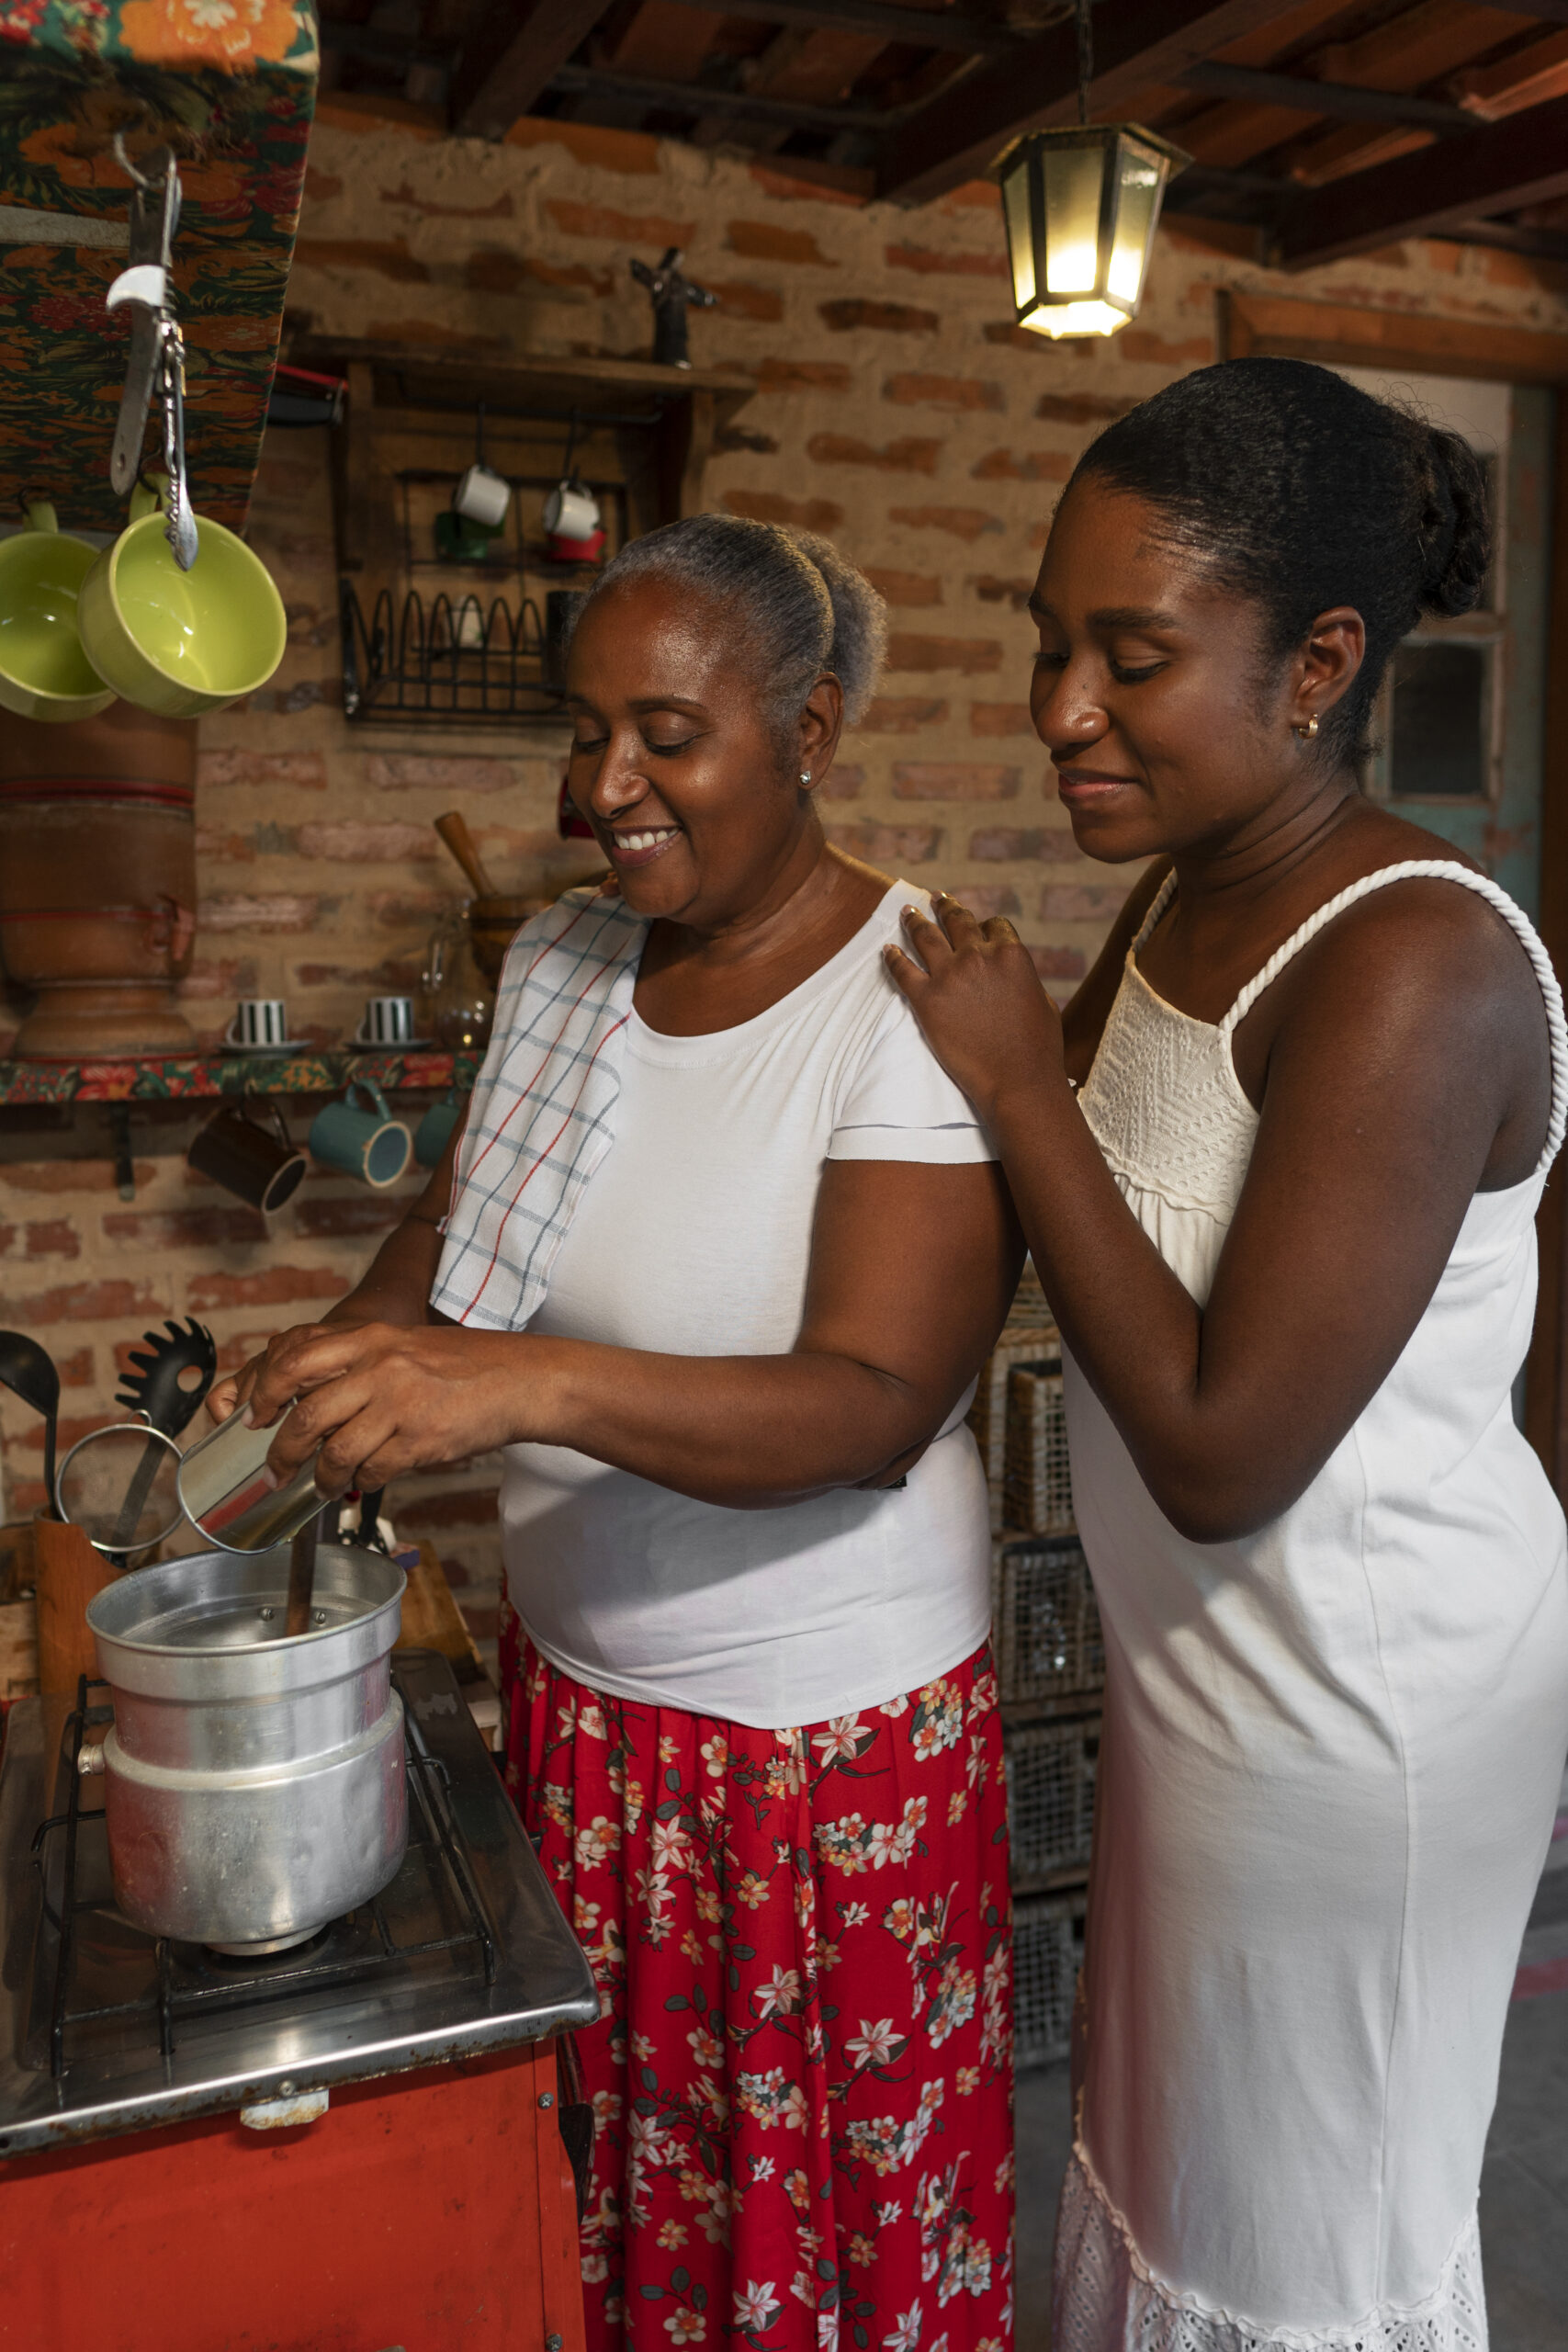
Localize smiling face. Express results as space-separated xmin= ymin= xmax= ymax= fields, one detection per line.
xmin=1031 ymin=477 xmax=1363 ymax=865
xmin=564 ymin=575 xmax=837 ymax=931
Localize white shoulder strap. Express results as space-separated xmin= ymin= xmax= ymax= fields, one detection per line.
xmin=1130 ymin=868 xmax=1178 ymax=954
xmin=1217 ymin=859 xmax=1568 ymax=1175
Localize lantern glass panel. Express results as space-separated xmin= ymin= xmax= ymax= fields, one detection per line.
xmin=1043 ymin=143 xmax=1106 ymax=296
xmin=1106 ymin=136 xmax=1165 ymax=306
xmin=1002 ymin=159 xmax=1037 ymax=312
xmin=1024 ymin=299 xmax=1127 ymax=339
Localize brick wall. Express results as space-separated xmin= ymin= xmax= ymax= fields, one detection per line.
xmin=4 ymin=104 xmax=1565 ymax=1659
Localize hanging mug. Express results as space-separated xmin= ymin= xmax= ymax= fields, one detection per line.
xmin=77 ymin=478 xmax=288 ymax=719
xmin=413 ymin=1086 xmax=465 ymax=1170
xmin=309 ymin=1080 xmax=411 ymax=1190
xmin=189 ymin=1100 xmax=309 ymax=1216
xmin=453 ymin=461 xmax=511 ymax=531
xmin=0 ymin=503 xmax=114 ymax=723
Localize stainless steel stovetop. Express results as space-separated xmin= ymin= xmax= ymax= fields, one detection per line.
xmin=0 ymin=1649 xmax=598 ymax=2160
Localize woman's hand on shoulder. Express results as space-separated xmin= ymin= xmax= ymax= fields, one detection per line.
xmin=885 ymin=894 xmax=1067 ymax=1125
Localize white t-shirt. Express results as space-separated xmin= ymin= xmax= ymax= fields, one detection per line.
xmin=501 ymin=881 xmax=996 ymax=1727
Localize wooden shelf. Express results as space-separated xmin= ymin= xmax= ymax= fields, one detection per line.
xmin=0 ymin=1049 xmax=479 ymax=1108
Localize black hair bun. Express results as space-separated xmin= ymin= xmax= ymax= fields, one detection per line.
xmin=1418 ymin=424 xmax=1491 ymax=619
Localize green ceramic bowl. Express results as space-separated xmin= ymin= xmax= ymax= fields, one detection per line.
xmin=78 ymin=492 xmax=288 ymax=719
xmin=0 ymin=504 xmax=115 ymax=722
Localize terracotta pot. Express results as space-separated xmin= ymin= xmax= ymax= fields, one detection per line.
xmin=0 ymin=703 xmax=198 ymax=1059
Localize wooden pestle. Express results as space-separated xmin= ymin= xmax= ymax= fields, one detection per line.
xmin=434 ymin=811 xmax=499 ymax=900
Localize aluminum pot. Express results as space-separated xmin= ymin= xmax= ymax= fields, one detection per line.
xmin=84 ymin=1544 xmax=406 ymax=1951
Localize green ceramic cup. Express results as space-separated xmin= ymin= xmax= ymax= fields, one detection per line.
xmin=0 ymin=503 xmax=115 ymax=722
xmin=310 ymin=1080 xmax=412 ymax=1191
xmin=78 ymin=480 xmax=288 ymax=719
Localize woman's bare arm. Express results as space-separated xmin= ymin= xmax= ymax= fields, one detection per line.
xmin=229 ymin=1157 xmax=1021 ymax=1510
xmin=888 ymin=885 xmax=1548 ymax=1543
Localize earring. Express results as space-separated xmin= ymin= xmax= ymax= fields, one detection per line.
xmin=800 ymin=770 xmax=812 ymax=785
xmin=1293 ymin=715 xmax=1320 ymax=740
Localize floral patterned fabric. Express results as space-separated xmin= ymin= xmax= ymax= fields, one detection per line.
xmin=500 ymin=1603 xmax=1016 ymax=2352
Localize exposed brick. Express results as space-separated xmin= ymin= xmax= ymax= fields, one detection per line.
xmin=863 ymin=568 xmax=941 ymax=607
xmin=1033 ymin=392 xmax=1139 ymax=425
xmin=360 ymin=318 xmax=506 ymax=356
xmin=750 ymin=357 xmax=852 ymax=393
xmin=807 ymin=433 xmax=940 ymax=474
xmin=883 ymin=373 xmax=1003 ymax=413
xmin=8 ymin=1411 xmax=122 ymax=1458
xmin=886 ymin=243 xmax=1008 ymax=278
xmin=1040 ymin=883 xmax=1129 ymax=922
xmin=709 ymin=280 xmax=785 ymax=323
xmin=294 ymin=1197 xmax=405 ymax=1238
xmin=715 ymin=424 xmax=780 ymax=456
xmin=305 ymin=165 xmax=343 ymax=203
xmin=186 ymin=1267 xmax=351 ymax=1312
xmin=293 ymin=237 xmax=429 ymax=283
xmin=824 ymin=822 xmax=942 ymax=865
xmin=198 ymin=750 xmax=328 ymax=791
xmin=858 ymin=697 xmax=949 ymax=731
xmin=892 ymin=763 xmax=1019 ymax=800
xmin=728 ymin=220 xmax=837 ymax=266
xmin=950 ymin=885 xmax=1021 ymax=920
xmin=465 ymin=251 xmax=614 ymax=298
xmin=887 ymin=507 xmax=1004 ymax=542
xmin=545 ymin=199 xmax=695 ymax=244
xmin=969 ymin=574 xmax=1035 ymax=611
xmin=971 ymin=826 xmax=1082 ymax=861
xmin=379 ymin=179 xmax=516 ymax=220
xmin=971 ymin=702 xmax=1037 ymax=737
xmin=2 ymin=1279 xmax=169 ymax=1325
xmin=505 ymin=120 xmax=660 ymax=174
xmin=818 ymin=764 xmax=864 ymax=800
xmin=364 ymin=753 xmax=518 ymax=794
xmin=297 ymin=820 xmax=439 ymax=863
xmin=1031 ymin=946 xmax=1087 ymax=980
xmin=972 ymin=447 xmax=1072 ymax=481
xmin=59 ymin=1346 xmax=94 ymax=1387
xmin=886 ymin=632 xmax=1004 ymax=674
xmin=1118 ymin=330 xmax=1213 ymax=366
xmin=749 ymin=162 xmax=867 ymax=208
xmin=292 ymin=956 xmax=422 ymax=989
xmin=724 ymin=490 xmax=845 ymax=531
xmin=819 ymin=299 xmax=937 ymax=334
xmin=0 ymin=1159 xmax=155 ymax=1194
xmin=199 ymin=895 xmax=321 ymax=933
xmin=366 ymin=888 xmax=453 ymax=929
xmin=104 ymin=1208 xmax=269 ymax=1249
xmin=23 ymin=1219 xmax=79 ymax=1260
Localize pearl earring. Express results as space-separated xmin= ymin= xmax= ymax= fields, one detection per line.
xmin=1293 ymin=715 xmax=1320 ymax=740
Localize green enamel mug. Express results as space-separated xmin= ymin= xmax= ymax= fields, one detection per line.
xmin=77 ymin=479 xmax=288 ymax=718
xmin=0 ymin=503 xmax=114 ymax=722
xmin=309 ymin=1080 xmax=412 ymax=1191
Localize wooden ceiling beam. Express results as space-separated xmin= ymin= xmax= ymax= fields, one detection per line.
xmin=549 ymin=58 xmax=891 ymax=128
xmin=675 ymin=0 xmax=1017 ymax=55
xmin=1276 ymin=90 xmax=1568 ymax=263
xmin=874 ymin=0 xmax=1310 ymax=207
xmin=1177 ymin=61 xmax=1476 ymax=130
xmin=450 ymin=0 xmax=616 ymax=138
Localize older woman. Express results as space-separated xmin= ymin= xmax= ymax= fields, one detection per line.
xmin=889 ymin=361 xmax=1568 ymax=2351
xmin=215 ymin=518 xmax=1020 ymax=2352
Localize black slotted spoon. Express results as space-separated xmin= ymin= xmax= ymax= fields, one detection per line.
xmin=109 ymin=1318 xmax=218 ymax=1552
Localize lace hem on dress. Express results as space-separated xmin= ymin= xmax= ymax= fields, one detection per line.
xmin=1053 ymin=2140 xmax=1488 ymax=2352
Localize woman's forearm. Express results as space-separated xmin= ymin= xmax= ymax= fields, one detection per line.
xmin=323 ymin=1208 xmax=446 ymax=1331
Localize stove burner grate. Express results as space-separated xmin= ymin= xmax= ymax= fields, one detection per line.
xmin=31 ymin=1668 xmax=497 ymax=2081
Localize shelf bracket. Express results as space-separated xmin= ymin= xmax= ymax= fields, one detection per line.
xmin=107 ymin=1104 xmax=136 ymax=1203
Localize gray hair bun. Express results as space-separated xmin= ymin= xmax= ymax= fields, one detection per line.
xmin=576 ymin=514 xmax=887 ymax=735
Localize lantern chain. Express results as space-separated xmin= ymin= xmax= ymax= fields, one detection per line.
xmin=1075 ymin=0 xmax=1091 ymax=127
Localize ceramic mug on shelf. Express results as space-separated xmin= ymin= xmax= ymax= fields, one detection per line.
xmin=77 ymin=478 xmax=288 ymax=719
xmin=0 ymin=503 xmax=114 ymax=723
xmin=413 ymin=1086 xmax=465 ymax=1170
xmin=188 ymin=1099 xmax=309 ymax=1216
xmin=309 ymin=1080 xmax=411 ymax=1190
xmin=225 ymin=998 xmax=289 ymax=1050
xmin=355 ymin=994 xmax=417 ymax=1048
xmin=542 ymin=481 xmax=601 ymax=542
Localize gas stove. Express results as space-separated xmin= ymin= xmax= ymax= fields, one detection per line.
xmin=0 ymin=1648 xmax=598 ymax=2159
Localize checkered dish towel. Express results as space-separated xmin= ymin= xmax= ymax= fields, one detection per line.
xmin=430 ymin=887 xmax=649 ymax=1331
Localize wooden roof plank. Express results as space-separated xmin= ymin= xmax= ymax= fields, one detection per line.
xmin=451 ymin=0 xmax=618 ymax=137
xmin=876 ymin=0 xmax=1312 ymax=205
xmin=1276 ymin=87 xmax=1568 ymax=259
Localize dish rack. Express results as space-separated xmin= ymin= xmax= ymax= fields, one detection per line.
xmin=339 ymin=583 xmax=567 ymax=724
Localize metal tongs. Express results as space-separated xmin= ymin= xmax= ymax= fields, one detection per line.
xmin=106 ymin=134 xmax=197 ymax=571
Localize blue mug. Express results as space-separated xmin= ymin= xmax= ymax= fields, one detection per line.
xmin=413 ymin=1086 xmax=465 ymax=1170
xmin=309 ymin=1080 xmax=411 ymax=1189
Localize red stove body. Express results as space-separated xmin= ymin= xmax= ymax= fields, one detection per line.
xmin=0 ymin=2041 xmax=583 ymax=2352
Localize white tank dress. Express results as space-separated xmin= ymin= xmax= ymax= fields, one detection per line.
xmin=1054 ymin=861 xmax=1568 ymax=2352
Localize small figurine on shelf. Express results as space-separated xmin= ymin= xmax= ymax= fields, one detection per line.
xmin=631 ymin=247 xmax=716 ymax=370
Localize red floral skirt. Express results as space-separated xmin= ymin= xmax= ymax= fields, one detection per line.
xmin=499 ymin=1599 xmax=1015 ymax=2352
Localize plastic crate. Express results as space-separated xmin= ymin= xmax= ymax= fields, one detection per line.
xmin=1003 ymin=1358 xmax=1074 ymax=1536
xmin=1013 ymin=1888 xmax=1086 ymax=2070
xmin=1005 ymin=1711 xmax=1099 ymax=1885
xmin=992 ymin=1532 xmax=1103 ymax=1707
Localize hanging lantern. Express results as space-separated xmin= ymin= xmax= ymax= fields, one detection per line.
xmin=999 ymin=124 xmax=1190 ymax=341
